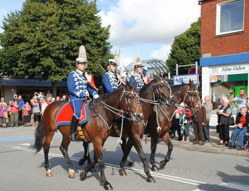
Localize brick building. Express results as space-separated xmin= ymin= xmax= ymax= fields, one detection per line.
xmin=199 ymin=0 xmax=249 ymax=101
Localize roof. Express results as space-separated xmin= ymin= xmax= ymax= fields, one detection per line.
xmin=0 ymin=77 xmax=67 ymax=87
xmin=126 ymin=58 xmax=169 ymax=76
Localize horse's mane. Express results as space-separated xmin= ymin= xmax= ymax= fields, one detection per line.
xmin=98 ymin=86 xmax=125 ymax=102
xmin=139 ymin=79 xmax=156 ymax=98
xmin=172 ymin=83 xmax=188 ymax=93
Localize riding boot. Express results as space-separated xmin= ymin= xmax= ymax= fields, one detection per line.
xmin=70 ymin=115 xmax=79 ymax=141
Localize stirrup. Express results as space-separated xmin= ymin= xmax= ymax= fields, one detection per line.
xmin=70 ymin=134 xmax=78 ymax=141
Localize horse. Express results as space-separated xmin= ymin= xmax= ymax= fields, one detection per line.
xmin=34 ymin=82 xmax=143 ymax=190
xmin=145 ymin=80 xmax=200 ymax=171
xmin=79 ymin=75 xmax=174 ymax=182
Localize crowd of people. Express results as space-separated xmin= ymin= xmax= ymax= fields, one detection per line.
xmin=173 ymin=87 xmax=249 ymax=151
xmin=0 ymin=91 xmax=68 ymax=128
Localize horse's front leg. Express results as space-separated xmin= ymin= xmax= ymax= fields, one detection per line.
xmin=160 ymin=133 xmax=173 ymax=168
xmin=119 ymin=138 xmax=134 ymax=176
xmin=133 ymin=135 xmax=155 ymax=183
xmin=120 ymin=137 xmax=134 ymax=167
xmin=149 ymin=132 xmax=159 ymax=171
xmin=78 ymin=142 xmax=91 ymax=166
xmin=59 ymin=135 xmax=75 ymax=178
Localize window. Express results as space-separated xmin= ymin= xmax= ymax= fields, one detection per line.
xmin=216 ymin=0 xmax=244 ymax=35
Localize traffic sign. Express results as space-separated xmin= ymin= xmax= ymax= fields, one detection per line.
xmin=188 ymin=67 xmax=200 ymax=75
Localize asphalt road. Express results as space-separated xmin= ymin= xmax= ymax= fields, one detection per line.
xmin=0 ymin=126 xmax=249 ymax=191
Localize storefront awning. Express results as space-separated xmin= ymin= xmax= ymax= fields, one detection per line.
xmin=0 ymin=77 xmax=67 ymax=87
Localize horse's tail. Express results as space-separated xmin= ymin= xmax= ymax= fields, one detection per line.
xmin=34 ymin=119 xmax=45 ymax=153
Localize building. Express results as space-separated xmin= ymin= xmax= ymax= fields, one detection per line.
xmin=199 ymin=0 xmax=249 ymax=102
xmin=0 ymin=77 xmax=67 ymax=102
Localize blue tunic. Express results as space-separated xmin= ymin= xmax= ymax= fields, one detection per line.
xmin=102 ymin=72 xmax=122 ymax=94
xmin=67 ymin=69 xmax=98 ymax=118
xmin=129 ymin=73 xmax=145 ymax=92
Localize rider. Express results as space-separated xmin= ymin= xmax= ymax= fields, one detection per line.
xmin=129 ymin=53 xmax=149 ymax=92
xmin=67 ymin=45 xmax=99 ymax=141
xmin=102 ymin=49 xmax=124 ymax=94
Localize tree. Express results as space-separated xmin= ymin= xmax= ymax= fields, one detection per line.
xmin=0 ymin=0 xmax=111 ymax=96
xmin=166 ymin=18 xmax=200 ymax=76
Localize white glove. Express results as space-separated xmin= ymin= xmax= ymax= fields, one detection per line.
xmin=83 ymin=90 xmax=89 ymax=98
xmin=93 ymin=94 xmax=99 ymax=99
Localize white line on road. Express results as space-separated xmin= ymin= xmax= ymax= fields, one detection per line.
xmin=10 ymin=145 xmax=206 ymax=186
xmin=220 ymin=182 xmax=249 ymax=191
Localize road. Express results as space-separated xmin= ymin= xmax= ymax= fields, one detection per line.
xmin=0 ymin=126 xmax=249 ymax=191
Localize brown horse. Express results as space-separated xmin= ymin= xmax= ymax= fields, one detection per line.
xmin=34 ymin=82 xmax=143 ymax=190
xmin=145 ymin=80 xmax=199 ymax=171
xmin=79 ymin=76 xmax=174 ymax=182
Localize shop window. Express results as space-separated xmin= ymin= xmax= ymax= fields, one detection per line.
xmin=216 ymin=0 xmax=244 ymax=35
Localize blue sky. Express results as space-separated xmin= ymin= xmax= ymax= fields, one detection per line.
xmin=0 ymin=0 xmax=200 ymax=67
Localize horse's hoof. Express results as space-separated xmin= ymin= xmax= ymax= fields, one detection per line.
xmin=160 ymin=160 xmax=166 ymax=168
xmin=146 ymin=177 xmax=156 ymax=183
xmin=119 ymin=169 xmax=127 ymax=176
xmin=104 ymin=183 xmax=113 ymax=190
xmin=78 ymin=159 xmax=84 ymax=166
xmin=80 ymin=171 xmax=87 ymax=181
xmin=151 ymin=165 xmax=159 ymax=172
xmin=46 ymin=169 xmax=53 ymax=177
xmin=128 ymin=161 xmax=134 ymax=167
xmin=68 ymin=169 xmax=75 ymax=178
xmin=90 ymin=167 xmax=97 ymax=173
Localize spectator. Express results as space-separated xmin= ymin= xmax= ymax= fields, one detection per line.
xmin=229 ymin=106 xmax=249 ymax=150
xmin=217 ymin=96 xmax=232 ymax=146
xmin=46 ymin=97 xmax=51 ymax=105
xmin=180 ymin=103 xmax=192 ymax=142
xmin=18 ymin=95 xmax=25 ymax=125
xmin=41 ymin=98 xmax=48 ymax=115
xmin=51 ymin=97 xmax=55 ymax=103
xmin=203 ymin=96 xmax=213 ymax=142
xmin=175 ymin=103 xmax=184 ymax=141
xmin=12 ymin=94 xmax=18 ymax=101
xmin=61 ymin=95 xmax=67 ymax=102
xmin=229 ymin=88 xmax=247 ymax=114
xmin=192 ymin=100 xmax=206 ymax=145
xmin=31 ymin=97 xmax=41 ymax=126
xmin=46 ymin=90 xmax=52 ymax=98
xmin=23 ymin=102 xmax=31 ymax=126
xmin=56 ymin=96 xmax=60 ymax=101
xmin=0 ymin=98 xmax=8 ymax=127
xmin=10 ymin=100 xmax=19 ymax=127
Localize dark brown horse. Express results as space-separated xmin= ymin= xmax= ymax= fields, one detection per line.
xmin=34 ymin=83 xmax=142 ymax=190
xmin=79 ymin=76 xmax=174 ymax=182
xmin=145 ymin=80 xmax=199 ymax=171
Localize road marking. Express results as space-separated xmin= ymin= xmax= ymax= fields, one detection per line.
xmin=0 ymin=129 xmax=14 ymax=132
xmin=220 ymin=182 xmax=249 ymax=191
xmin=10 ymin=145 xmax=206 ymax=186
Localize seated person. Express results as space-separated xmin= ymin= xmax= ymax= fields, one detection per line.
xmin=229 ymin=106 xmax=249 ymax=150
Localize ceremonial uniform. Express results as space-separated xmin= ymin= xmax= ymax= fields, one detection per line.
xmin=67 ymin=69 xmax=98 ymax=118
xmin=102 ymin=71 xmax=122 ymax=94
xmin=129 ymin=73 xmax=146 ymax=92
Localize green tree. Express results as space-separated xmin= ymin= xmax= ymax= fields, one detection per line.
xmin=0 ymin=0 xmax=111 ymax=96
xmin=166 ymin=18 xmax=200 ymax=76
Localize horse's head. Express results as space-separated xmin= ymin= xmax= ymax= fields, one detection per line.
xmin=183 ymin=79 xmax=199 ymax=108
xmin=152 ymin=75 xmax=175 ymax=105
xmin=120 ymin=81 xmax=143 ymax=122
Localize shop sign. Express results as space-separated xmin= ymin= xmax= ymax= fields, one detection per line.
xmin=173 ymin=74 xmax=199 ymax=86
xmin=211 ymin=64 xmax=248 ymax=75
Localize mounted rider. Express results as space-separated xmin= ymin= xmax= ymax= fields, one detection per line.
xmin=102 ymin=48 xmax=124 ymax=94
xmin=129 ymin=53 xmax=149 ymax=92
xmin=67 ymin=45 xmax=99 ymax=141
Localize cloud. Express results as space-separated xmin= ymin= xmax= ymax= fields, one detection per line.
xmin=150 ymin=44 xmax=171 ymax=61
xmin=99 ymin=0 xmax=200 ymax=46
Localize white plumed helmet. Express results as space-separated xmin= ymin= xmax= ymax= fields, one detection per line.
xmin=108 ymin=48 xmax=120 ymax=66
xmin=76 ymin=45 xmax=88 ymax=68
xmin=133 ymin=53 xmax=143 ymax=70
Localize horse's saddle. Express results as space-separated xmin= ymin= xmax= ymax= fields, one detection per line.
xmin=54 ymin=101 xmax=90 ymax=129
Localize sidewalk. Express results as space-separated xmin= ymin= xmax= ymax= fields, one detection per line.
xmin=167 ymin=126 xmax=249 ymax=157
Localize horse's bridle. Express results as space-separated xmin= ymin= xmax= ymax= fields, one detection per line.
xmin=182 ymin=85 xmax=200 ymax=108
xmin=120 ymin=89 xmax=143 ymax=122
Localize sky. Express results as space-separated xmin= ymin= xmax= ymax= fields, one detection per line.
xmin=0 ymin=0 xmax=200 ymax=67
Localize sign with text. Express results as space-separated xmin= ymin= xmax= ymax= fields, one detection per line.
xmin=210 ymin=64 xmax=249 ymax=75
xmin=173 ymin=74 xmax=199 ymax=86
